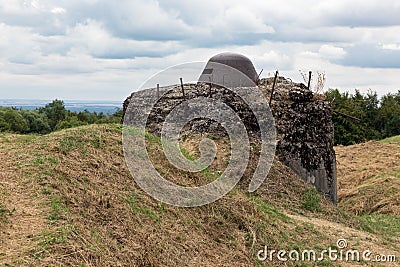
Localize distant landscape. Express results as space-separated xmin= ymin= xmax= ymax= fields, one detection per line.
xmin=0 ymin=99 xmax=122 ymax=134
xmin=0 ymin=99 xmax=122 ymax=114
xmin=2 ymin=88 xmax=399 ymax=146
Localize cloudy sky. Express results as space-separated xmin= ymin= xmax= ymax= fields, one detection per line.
xmin=1 ymin=0 xmax=400 ymax=100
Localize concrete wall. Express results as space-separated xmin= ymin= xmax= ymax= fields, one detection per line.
xmin=262 ymin=77 xmax=337 ymax=203
xmin=123 ymin=76 xmax=338 ymax=203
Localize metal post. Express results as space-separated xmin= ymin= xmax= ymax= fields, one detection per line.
xmin=180 ymin=78 xmax=185 ymax=99
xmin=157 ymin=84 xmax=160 ymax=99
xmin=269 ymin=70 xmax=279 ymax=106
xmin=257 ymin=69 xmax=264 ymax=84
xmin=307 ymin=71 xmax=312 ymax=90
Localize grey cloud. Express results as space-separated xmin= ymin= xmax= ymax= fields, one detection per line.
xmin=2 ymin=0 xmax=400 ymax=102
xmin=318 ymin=2 xmax=400 ymax=27
xmin=187 ymin=32 xmax=273 ymax=48
xmin=69 ymin=0 xmax=192 ymax=41
xmin=337 ymin=44 xmax=400 ymax=68
xmin=0 ymin=3 xmax=69 ymax=36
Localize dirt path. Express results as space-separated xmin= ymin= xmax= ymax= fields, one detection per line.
xmin=0 ymin=141 xmax=47 ymax=265
xmin=287 ymin=213 xmax=399 ymax=266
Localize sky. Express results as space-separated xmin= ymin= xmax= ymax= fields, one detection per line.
xmin=1 ymin=0 xmax=400 ymax=101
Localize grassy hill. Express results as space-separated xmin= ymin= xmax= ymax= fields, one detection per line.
xmin=0 ymin=125 xmax=399 ymax=266
xmin=336 ymin=138 xmax=400 ymax=215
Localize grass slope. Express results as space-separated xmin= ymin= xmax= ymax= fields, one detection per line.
xmin=380 ymin=135 xmax=400 ymax=143
xmin=0 ymin=125 xmax=398 ymax=266
xmin=336 ymin=140 xmax=400 ymax=215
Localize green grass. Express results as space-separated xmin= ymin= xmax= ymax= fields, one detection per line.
xmin=380 ymin=135 xmax=400 ymax=143
xmin=301 ymin=188 xmax=322 ymax=212
xmin=33 ymin=226 xmax=70 ymax=260
xmin=48 ymin=194 xmax=68 ymax=222
xmin=88 ymin=131 xmax=105 ymax=148
xmin=391 ymin=170 xmax=400 ymax=179
xmin=59 ymin=135 xmax=86 ymax=154
xmin=180 ymin=147 xmax=196 ymax=161
xmin=179 ymin=147 xmax=222 ymax=182
xmin=358 ymin=214 xmax=400 ymax=241
xmin=251 ymin=196 xmax=291 ymax=222
xmin=58 ymin=125 xmax=118 ymax=154
xmin=1 ymin=123 xmax=398 ymax=266
xmin=125 ymin=194 xmax=162 ymax=223
xmin=145 ymin=131 xmax=161 ymax=144
xmin=37 ymin=227 xmax=68 ymax=248
xmin=32 ymin=156 xmax=58 ymax=167
xmin=201 ymin=166 xmax=221 ymax=182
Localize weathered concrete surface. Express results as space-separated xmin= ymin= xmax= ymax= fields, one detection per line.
xmin=123 ymin=76 xmax=337 ymax=204
xmin=261 ymin=77 xmax=337 ymax=204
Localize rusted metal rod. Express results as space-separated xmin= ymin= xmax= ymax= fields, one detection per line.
xmin=156 ymin=83 xmax=160 ymax=99
xmin=269 ymin=70 xmax=279 ymax=106
xmin=180 ymin=78 xmax=185 ymax=99
xmin=307 ymin=71 xmax=312 ymax=90
xmin=257 ymin=69 xmax=264 ymax=83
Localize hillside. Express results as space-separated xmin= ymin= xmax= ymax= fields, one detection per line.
xmin=336 ymin=138 xmax=400 ymax=215
xmin=0 ymin=125 xmax=399 ymax=266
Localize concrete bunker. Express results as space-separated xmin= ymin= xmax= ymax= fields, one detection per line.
xmin=198 ymin=52 xmax=259 ymax=87
xmin=123 ymin=53 xmax=338 ymax=203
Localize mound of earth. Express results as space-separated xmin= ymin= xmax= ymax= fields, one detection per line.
xmin=336 ymin=139 xmax=400 ymax=215
xmin=0 ymin=125 xmax=398 ymax=266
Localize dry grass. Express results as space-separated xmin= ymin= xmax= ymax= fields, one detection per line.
xmin=336 ymin=140 xmax=400 ymax=215
xmin=0 ymin=125 xmax=399 ymax=266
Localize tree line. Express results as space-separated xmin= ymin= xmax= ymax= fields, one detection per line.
xmin=1 ymin=92 xmax=399 ymax=146
xmin=0 ymin=100 xmax=122 ymax=134
xmin=325 ymin=89 xmax=400 ymax=145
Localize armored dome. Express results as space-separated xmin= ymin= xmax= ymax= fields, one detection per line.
xmin=198 ymin=52 xmax=258 ymax=87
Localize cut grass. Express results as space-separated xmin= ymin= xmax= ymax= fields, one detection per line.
xmin=48 ymin=194 xmax=68 ymax=222
xmin=251 ymin=196 xmax=291 ymax=222
xmin=37 ymin=226 xmax=69 ymax=249
xmin=358 ymin=214 xmax=400 ymax=241
xmin=125 ymin=194 xmax=162 ymax=223
xmin=301 ymin=188 xmax=322 ymax=212
xmin=1 ymin=124 xmax=399 ymax=266
xmin=336 ymin=140 xmax=400 ymax=215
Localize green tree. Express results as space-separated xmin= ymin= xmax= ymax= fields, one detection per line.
xmin=326 ymin=89 xmax=379 ymax=145
xmin=40 ymin=99 xmax=67 ymax=130
xmin=0 ymin=117 xmax=10 ymax=132
xmin=55 ymin=117 xmax=87 ymax=131
xmin=20 ymin=110 xmax=51 ymax=134
xmin=379 ymin=92 xmax=400 ymax=138
xmin=3 ymin=109 xmax=29 ymax=133
xmin=77 ymin=109 xmax=98 ymax=124
xmin=326 ymin=89 xmax=400 ymax=145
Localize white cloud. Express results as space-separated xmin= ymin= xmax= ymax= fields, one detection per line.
xmin=318 ymin=45 xmax=346 ymax=59
xmin=213 ymin=6 xmax=275 ymax=34
xmin=381 ymin=43 xmax=400 ymax=50
xmin=1 ymin=0 xmax=400 ymax=100
xmin=51 ymin=7 xmax=66 ymax=14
